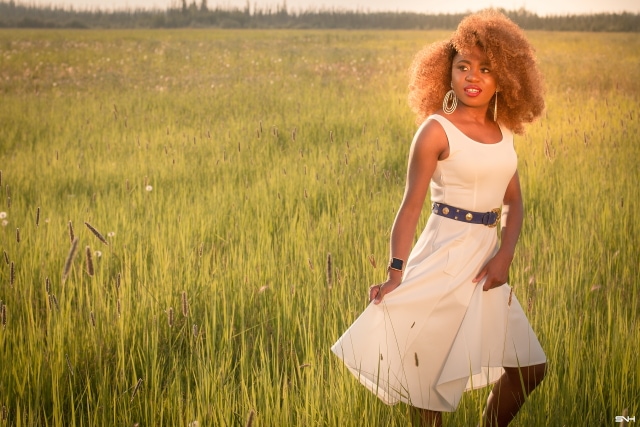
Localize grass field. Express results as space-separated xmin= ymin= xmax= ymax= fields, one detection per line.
xmin=0 ymin=28 xmax=639 ymax=426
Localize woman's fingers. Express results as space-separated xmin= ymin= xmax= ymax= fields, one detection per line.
xmin=369 ymin=285 xmax=380 ymax=302
xmin=472 ymin=267 xmax=487 ymax=284
xmin=369 ymin=280 xmax=402 ymax=304
xmin=373 ymin=286 xmax=385 ymax=304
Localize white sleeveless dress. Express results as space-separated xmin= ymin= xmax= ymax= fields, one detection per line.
xmin=331 ymin=114 xmax=546 ymax=411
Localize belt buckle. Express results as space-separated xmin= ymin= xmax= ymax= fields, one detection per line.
xmin=487 ymin=208 xmax=501 ymax=228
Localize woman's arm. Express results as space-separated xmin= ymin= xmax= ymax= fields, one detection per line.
xmin=472 ymin=170 xmax=524 ymax=291
xmin=370 ymin=120 xmax=448 ymax=304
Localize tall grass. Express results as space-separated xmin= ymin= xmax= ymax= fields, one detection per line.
xmin=0 ymin=29 xmax=638 ymax=426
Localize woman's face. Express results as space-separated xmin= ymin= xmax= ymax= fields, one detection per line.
xmin=451 ymin=45 xmax=497 ymax=110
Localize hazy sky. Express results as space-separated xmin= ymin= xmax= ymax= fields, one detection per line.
xmin=19 ymin=0 xmax=640 ymax=15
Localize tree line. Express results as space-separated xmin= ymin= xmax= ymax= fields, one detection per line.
xmin=1 ymin=0 xmax=638 ymax=31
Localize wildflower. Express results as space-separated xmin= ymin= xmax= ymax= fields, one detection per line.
xmin=1 ymin=220 xmax=7 ymax=227
xmin=145 ymin=185 xmax=153 ymax=192
xmin=107 ymin=231 xmax=116 ymax=237
xmin=0 ymin=212 xmax=6 ymax=219
xmin=95 ymin=251 xmax=102 ymax=258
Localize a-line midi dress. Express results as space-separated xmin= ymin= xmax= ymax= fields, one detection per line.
xmin=331 ymin=114 xmax=546 ymax=412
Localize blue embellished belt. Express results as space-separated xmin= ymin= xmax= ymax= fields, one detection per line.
xmin=432 ymin=202 xmax=501 ymax=228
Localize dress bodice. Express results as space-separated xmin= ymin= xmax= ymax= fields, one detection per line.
xmin=427 ymin=114 xmax=517 ymax=212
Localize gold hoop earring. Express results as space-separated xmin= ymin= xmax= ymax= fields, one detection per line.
xmin=443 ymin=89 xmax=457 ymax=115
xmin=493 ymin=91 xmax=498 ymax=122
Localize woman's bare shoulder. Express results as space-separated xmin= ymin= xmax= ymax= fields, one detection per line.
xmin=412 ymin=114 xmax=450 ymax=159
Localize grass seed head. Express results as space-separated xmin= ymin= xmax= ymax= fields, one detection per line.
xmin=50 ymin=294 xmax=59 ymax=311
xmin=326 ymin=252 xmax=333 ymax=288
xmin=62 ymin=238 xmax=79 ymax=283
xmin=130 ymin=378 xmax=143 ymax=402
xmin=9 ymin=262 xmax=14 ymax=287
xmin=65 ymin=354 xmax=74 ymax=376
xmin=68 ymin=221 xmax=74 ymax=243
xmin=84 ymin=222 xmax=108 ymax=245
xmin=168 ymin=307 xmax=174 ymax=327
xmin=36 ymin=206 xmax=40 ymax=227
xmin=245 ymin=410 xmax=255 ymax=427
xmin=1 ymin=304 xmax=6 ymax=329
xmin=368 ymin=255 xmax=377 ymax=269
xmin=90 ymin=311 xmax=96 ymax=327
xmin=2 ymin=250 xmax=8 ymax=264
xmin=85 ymin=246 xmax=94 ymax=276
xmin=45 ymin=276 xmax=51 ymax=294
xmin=182 ymin=291 xmax=188 ymax=317
xmin=15 ymin=228 xmax=19 ymax=243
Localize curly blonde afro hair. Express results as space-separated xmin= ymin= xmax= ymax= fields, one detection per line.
xmin=408 ymin=9 xmax=545 ymax=135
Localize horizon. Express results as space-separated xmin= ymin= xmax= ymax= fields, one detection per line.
xmin=8 ymin=0 xmax=640 ymax=16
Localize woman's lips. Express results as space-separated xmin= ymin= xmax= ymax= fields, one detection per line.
xmin=464 ymin=85 xmax=482 ymax=97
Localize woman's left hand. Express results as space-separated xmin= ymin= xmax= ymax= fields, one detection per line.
xmin=472 ymin=251 xmax=513 ymax=291
xmin=369 ymin=277 xmax=402 ymax=304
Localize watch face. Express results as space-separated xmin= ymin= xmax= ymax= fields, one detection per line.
xmin=390 ymin=258 xmax=404 ymax=270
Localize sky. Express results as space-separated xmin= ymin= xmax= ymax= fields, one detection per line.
xmin=18 ymin=0 xmax=640 ymax=16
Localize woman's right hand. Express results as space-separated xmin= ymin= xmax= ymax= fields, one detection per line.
xmin=369 ymin=278 xmax=402 ymax=304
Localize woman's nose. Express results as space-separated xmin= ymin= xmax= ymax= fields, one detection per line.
xmin=465 ymin=71 xmax=480 ymax=81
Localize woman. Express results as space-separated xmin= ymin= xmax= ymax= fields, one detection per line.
xmin=331 ymin=10 xmax=547 ymax=427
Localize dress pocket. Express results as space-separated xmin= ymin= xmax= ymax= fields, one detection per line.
xmin=443 ymin=241 xmax=466 ymax=277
